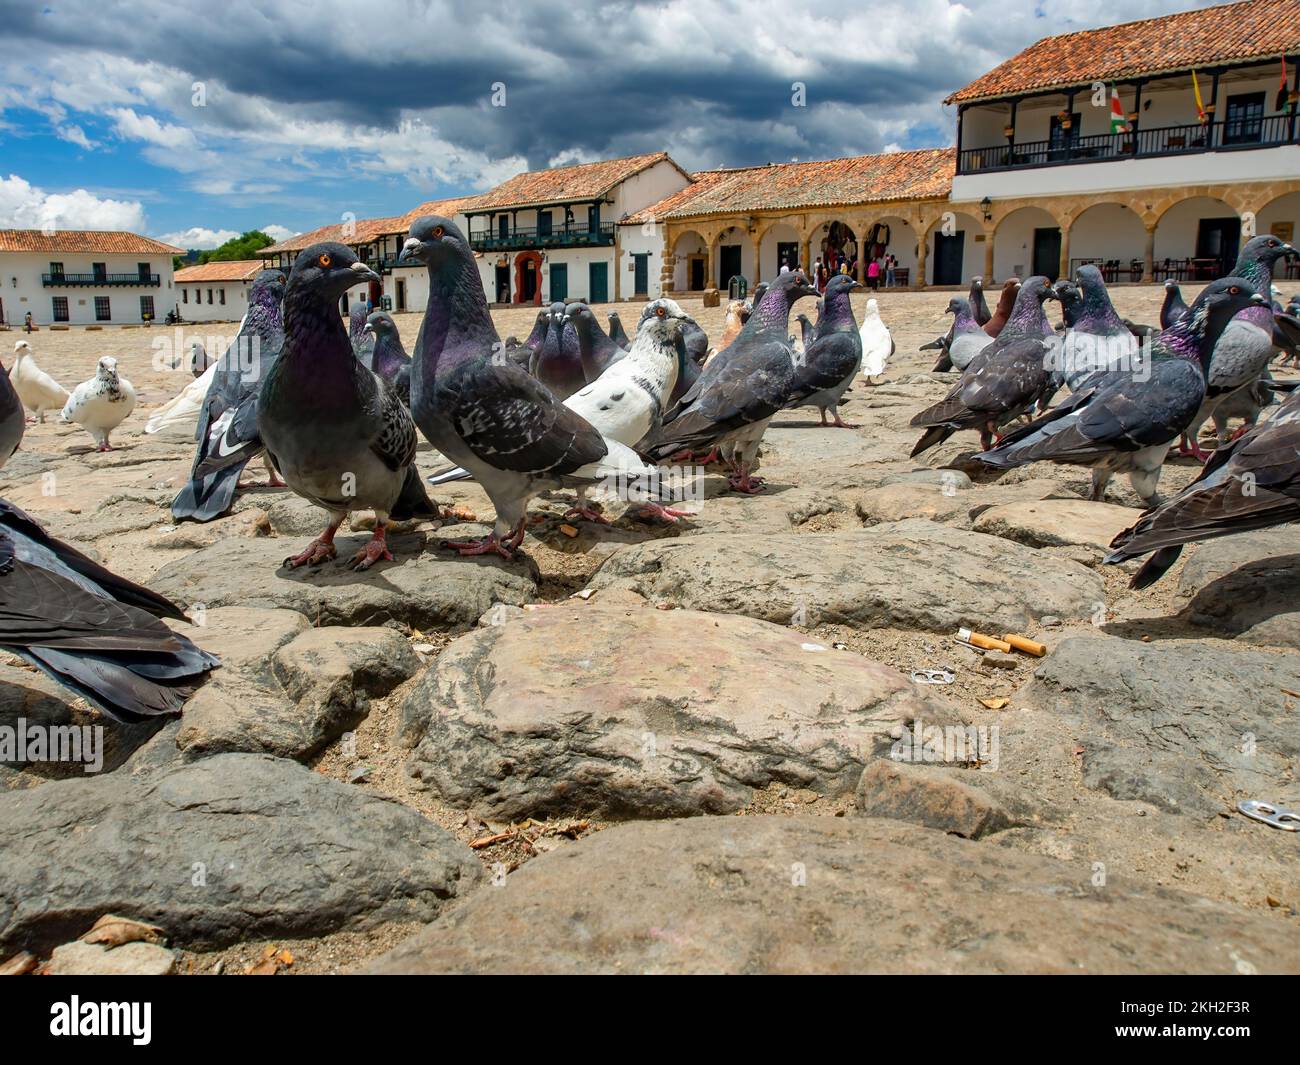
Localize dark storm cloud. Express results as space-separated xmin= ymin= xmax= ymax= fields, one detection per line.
xmin=0 ymin=0 xmax=1213 ymax=174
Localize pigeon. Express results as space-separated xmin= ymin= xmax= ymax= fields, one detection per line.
xmin=744 ymin=283 xmax=769 ymax=323
xmin=258 ymin=242 xmax=437 ymax=571
xmin=859 ymin=297 xmax=894 ymax=381
xmin=795 ymin=313 xmax=815 ymax=350
xmin=62 ymin=356 xmax=136 ymax=451
xmin=946 ymin=297 xmax=994 ymax=371
xmin=186 ymin=339 xmax=212 ymax=377
xmin=145 ymin=361 xmax=218 ymax=437
xmin=0 ymin=498 xmax=218 ymax=722
xmin=641 ymin=269 xmax=819 ymax=492
xmin=362 ymin=311 xmax=412 ymax=405
xmin=607 ymin=311 xmax=632 ymax=350
xmin=977 ymin=279 xmax=1265 ymax=506
xmin=566 ymin=303 xmax=627 ymax=381
xmin=10 ymin=340 xmax=68 ymax=423
xmin=532 ymin=301 xmax=585 ymax=399
xmin=783 ymin=275 xmax=863 ymax=428
xmin=348 ymin=304 xmax=372 ymax=360
xmin=681 ymin=315 xmax=709 ymax=366
xmin=1105 ymin=386 xmax=1300 ymax=587
xmin=984 ymin=278 xmax=1021 ymax=337
xmin=707 ymin=299 xmax=748 ymax=366
xmin=1051 ymin=265 xmax=1139 ymax=394
xmin=399 ymin=216 xmax=680 ymax=558
xmin=909 ymin=276 xmax=1058 ymax=456
xmin=1180 ymin=235 xmax=1297 ymax=459
xmin=1160 ymin=279 xmax=1189 ymax=329
xmin=0 ymin=352 xmax=24 ymax=466
xmin=969 ymin=277 xmax=992 ymax=327
xmin=170 ymin=269 xmax=287 ymax=523
xmin=668 ymin=310 xmax=705 ymax=406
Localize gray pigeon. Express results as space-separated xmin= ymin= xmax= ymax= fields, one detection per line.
xmin=171 ymin=269 xmax=287 ymax=523
xmin=1051 ymin=265 xmax=1138 ymax=394
xmin=607 ymin=311 xmax=632 ymax=350
xmin=909 ymin=276 xmax=1058 ymax=456
xmin=1181 ymin=235 xmax=1297 ymax=459
xmin=978 ymin=279 xmax=1265 ymax=506
xmin=1107 ymin=386 xmax=1300 ymax=587
xmin=947 ymin=296 xmax=994 ymax=371
xmin=399 ymin=216 xmax=677 ymax=558
xmin=531 ymin=301 xmax=585 ymax=399
xmin=795 ymin=313 xmax=815 ymax=350
xmin=969 ymin=276 xmax=992 ymax=327
xmin=0 ymin=498 xmax=218 ymax=722
xmin=1160 ymin=280 xmax=1189 ymax=329
xmin=565 ymin=303 xmax=627 ymax=381
xmin=362 ymin=310 xmax=412 ymax=405
xmin=349 ymin=304 xmax=372 ymax=362
xmin=258 ymin=242 xmax=436 ymax=571
xmin=0 ymin=349 xmax=24 ymax=468
xmin=641 ymin=270 xmax=819 ymax=492
xmin=784 ymin=275 xmax=863 ymax=427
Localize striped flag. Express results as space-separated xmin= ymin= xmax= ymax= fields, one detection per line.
xmin=1192 ymin=68 xmax=1207 ymax=123
xmin=1109 ymin=85 xmax=1129 ymax=133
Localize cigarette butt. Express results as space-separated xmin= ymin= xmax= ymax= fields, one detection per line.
xmin=559 ymin=523 xmax=579 ymax=538
xmin=1003 ymin=634 xmax=1047 ymax=657
xmin=956 ymin=627 xmax=1012 ymax=653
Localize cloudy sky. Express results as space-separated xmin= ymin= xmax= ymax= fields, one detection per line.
xmin=0 ymin=0 xmax=1216 ymax=247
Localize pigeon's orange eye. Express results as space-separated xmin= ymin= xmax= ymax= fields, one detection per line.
xmin=655 ymin=306 xmax=666 ymax=317
xmin=318 ymin=252 xmax=332 ymax=267
xmin=433 ymin=226 xmax=444 ymax=238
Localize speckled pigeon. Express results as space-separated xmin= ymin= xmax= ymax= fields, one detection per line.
xmin=783 ymin=275 xmax=863 ymax=428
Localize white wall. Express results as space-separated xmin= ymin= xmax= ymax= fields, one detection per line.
xmin=0 ymin=251 xmax=175 ymax=326
xmin=1153 ymin=196 xmax=1235 ymax=262
xmin=926 ymin=212 xmax=983 ymax=286
xmin=670 ymin=232 xmax=707 ymax=290
xmin=176 ymin=279 xmax=248 ymax=322
xmin=1257 ymin=191 xmax=1300 ymax=249
xmin=993 ymin=206 xmax=1058 ymax=278
xmin=1067 ymin=203 xmax=1147 ymax=269
xmin=613 ymin=160 xmax=691 ymax=224
xmin=618 ymin=223 xmax=664 ymax=300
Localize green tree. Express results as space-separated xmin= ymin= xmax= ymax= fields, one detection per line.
xmin=200 ymin=230 xmax=276 ymax=265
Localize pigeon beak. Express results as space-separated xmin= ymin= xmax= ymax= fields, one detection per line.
xmin=397 ymin=237 xmax=425 ymax=265
xmin=350 ymin=261 xmax=381 ymax=283
xmin=1250 ymin=293 xmax=1267 ymax=305
xmin=362 ymin=323 xmax=375 ymax=336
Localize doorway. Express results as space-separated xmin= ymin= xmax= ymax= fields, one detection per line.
xmin=550 ymin=263 xmax=568 ymax=302
xmin=776 ymin=241 xmax=798 ymax=273
xmin=719 ymin=244 xmax=742 ymax=288
xmin=395 ymin=278 xmax=406 ymax=312
xmin=514 ymin=251 xmax=542 ymax=304
xmin=588 ymin=261 xmax=608 ymax=303
xmin=633 ymin=254 xmax=648 ymax=297
xmin=494 ymin=266 xmax=510 ymax=304
xmin=1032 ymin=227 xmax=1062 ymax=280
xmin=932 ymin=231 xmax=964 ymax=285
xmin=1196 ymin=217 xmax=1242 ymax=279
xmin=688 ymin=256 xmax=705 ymax=291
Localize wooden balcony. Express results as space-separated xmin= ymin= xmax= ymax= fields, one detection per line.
xmin=957 ymin=114 xmax=1300 ymax=175
xmin=42 ymin=272 xmax=161 ymax=287
xmin=468 ymin=223 xmax=615 ymax=253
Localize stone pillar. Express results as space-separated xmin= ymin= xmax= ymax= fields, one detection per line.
xmin=801 ymin=240 xmax=811 ymax=274
xmin=705 ymin=243 xmax=715 ymax=291
xmin=982 ymin=237 xmax=995 ymax=283
xmin=1143 ymin=224 xmax=1156 ymax=284
xmin=916 ymin=232 xmax=929 ymax=289
xmin=613 ymin=225 xmax=622 ymax=302
xmin=1058 ymin=224 xmax=1070 ymax=283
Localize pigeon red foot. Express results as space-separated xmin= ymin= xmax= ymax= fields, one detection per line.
xmin=347 ymin=524 xmax=393 ymax=571
xmin=284 ymin=522 xmax=340 ymax=568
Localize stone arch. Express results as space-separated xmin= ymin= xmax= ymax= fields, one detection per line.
xmin=806 ymin=218 xmax=858 ymax=272
xmin=669 ymin=229 xmax=709 ymax=292
xmin=1153 ymin=195 xmax=1239 ymax=280
xmin=991 ymin=204 xmax=1063 ymax=281
xmin=860 ymin=215 xmax=919 ymax=286
xmin=758 ymin=220 xmax=803 ymax=281
xmin=710 ymin=223 xmax=757 ymax=290
xmin=513 ymin=251 xmax=542 ymax=305
xmin=920 ymin=209 xmax=986 ymax=286
xmin=1255 ymin=190 xmax=1300 ymax=254
xmin=1065 ymin=202 xmax=1148 ymax=282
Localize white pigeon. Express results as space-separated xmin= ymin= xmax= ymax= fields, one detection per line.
xmin=145 ymin=360 xmax=217 ymax=435
xmin=859 ymin=298 xmax=894 ymax=381
xmin=61 ymin=356 xmax=137 ymax=451
xmin=10 ymin=340 xmax=69 ymax=423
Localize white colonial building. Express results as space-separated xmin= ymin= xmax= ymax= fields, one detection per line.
xmin=173 ymin=259 xmax=273 ymax=322
xmin=0 ymin=229 xmax=182 ymax=327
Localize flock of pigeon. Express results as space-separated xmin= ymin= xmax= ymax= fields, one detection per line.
xmin=0 ymin=215 xmax=1297 ymax=730
xmin=912 ymin=233 xmax=1300 ymax=587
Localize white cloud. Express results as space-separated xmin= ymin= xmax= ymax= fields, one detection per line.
xmin=261 ymin=224 xmax=295 ymax=242
xmin=157 ymin=225 xmax=239 ymax=249
xmin=108 ymin=107 xmax=198 ymax=151
xmin=56 ymin=125 xmax=96 ymax=150
xmin=0 ymin=173 xmax=147 ymax=231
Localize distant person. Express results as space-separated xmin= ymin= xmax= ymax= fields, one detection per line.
xmin=24 ymin=312 xmax=33 ymax=333
xmin=365 ymin=295 xmax=374 ymax=315
xmin=779 ymin=258 xmax=790 ymax=275
xmin=885 ymin=254 xmax=897 ymax=288
xmin=867 ymin=258 xmax=881 ymax=290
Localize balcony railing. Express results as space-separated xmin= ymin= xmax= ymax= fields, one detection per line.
xmin=958 ymin=114 xmax=1300 ymax=175
xmin=42 ymin=272 xmax=160 ymax=287
xmin=467 ymin=223 xmax=615 ymax=253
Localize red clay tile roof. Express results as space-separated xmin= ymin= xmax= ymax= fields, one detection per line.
xmin=174 ymin=259 xmax=268 ymax=283
xmin=0 ymin=229 xmax=183 ymax=255
xmin=468 ymin=152 xmax=689 ymax=212
xmin=623 ymin=149 xmax=954 ymax=222
xmin=947 ymin=0 xmax=1300 ymax=104
xmin=259 ymin=195 xmax=483 ymax=256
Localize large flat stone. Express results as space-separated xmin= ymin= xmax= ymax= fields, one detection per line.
xmin=1173 ymin=529 xmax=1300 ymax=648
xmin=403 ymin=603 xmax=949 ymax=820
xmin=0 ymin=752 xmax=481 ymax=953
xmin=1018 ymin=636 xmax=1299 ymax=814
xmin=586 ymin=520 xmax=1105 ymax=633
xmin=148 ymin=533 xmax=537 ymax=631
xmin=972 ymin=498 xmax=1137 ymax=553
xmin=368 ymin=815 xmax=1300 ymax=974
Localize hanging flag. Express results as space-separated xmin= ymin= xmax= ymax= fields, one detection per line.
xmin=1109 ymin=84 xmax=1130 ymax=133
xmin=1192 ymin=68 xmax=1207 ymax=123
xmin=1277 ymin=56 xmax=1290 ymax=113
